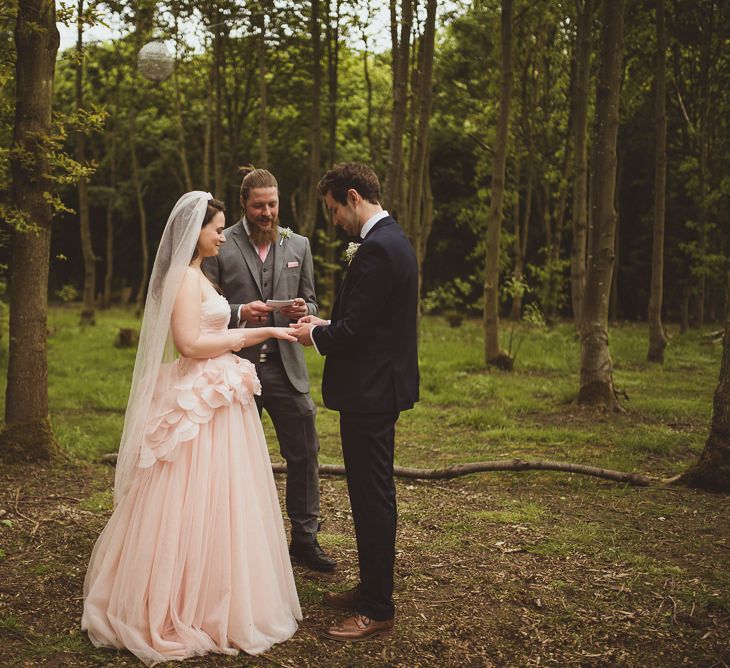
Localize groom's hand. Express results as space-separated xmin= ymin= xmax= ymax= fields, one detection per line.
xmin=290 ymin=322 xmax=316 ymax=346
xmin=297 ymin=315 xmax=328 ymax=327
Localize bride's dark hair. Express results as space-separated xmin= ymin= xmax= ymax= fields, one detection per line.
xmin=193 ymin=198 xmax=226 ymax=295
xmin=191 ymin=198 xmax=226 ymax=264
xmin=203 ymin=198 xmax=226 ymax=225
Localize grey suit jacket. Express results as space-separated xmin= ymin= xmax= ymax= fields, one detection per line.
xmin=203 ymin=218 xmax=318 ymax=394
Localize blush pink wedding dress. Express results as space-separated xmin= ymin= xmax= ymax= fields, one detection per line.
xmin=82 ymin=294 xmax=301 ymax=666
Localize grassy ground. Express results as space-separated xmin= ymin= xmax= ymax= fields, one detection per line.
xmin=0 ymin=306 xmax=728 ymax=666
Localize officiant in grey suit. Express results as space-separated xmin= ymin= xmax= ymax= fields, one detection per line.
xmin=203 ymin=167 xmax=336 ymax=573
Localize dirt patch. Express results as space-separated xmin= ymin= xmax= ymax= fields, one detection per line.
xmin=1 ymin=462 xmax=729 ymax=667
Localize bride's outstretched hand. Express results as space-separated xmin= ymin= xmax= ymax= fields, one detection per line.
xmin=271 ymin=327 xmax=298 ymax=342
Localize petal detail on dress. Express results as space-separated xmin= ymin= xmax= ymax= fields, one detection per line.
xmin=139 ymin=355 xmax=260 ymax=468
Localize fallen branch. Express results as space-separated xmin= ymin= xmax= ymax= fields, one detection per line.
xmin=100 ymin=452 xmax=650 ymax=486
xmin=272 ymin=459 xmax=652 ymax=487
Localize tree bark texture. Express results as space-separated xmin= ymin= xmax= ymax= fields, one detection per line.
xmin=404 ymin=0 xmax=436 ymax=268
xmin=2 ymin=0 xmax=60 ymax=460
xmin=76 ymin=0 xmax=95 ymax=325
xmin=171 ymin=6 xmax=192 ymax=191
xmin=323 ymin=0 xmax=341 ymax=312
xmin=129 ymin=112 xmax=148 ymax=316
xmin=647 ymin=0 xmax=668 ymax=363
xmin=102 ymin=118 xmax=116 ymax=309
xmin=483 ymin=0 xmax=513 ymax=365
xmin=570 ymin=0 xmax=592 ymax=327
xmin=677 ymin=266 xmax=730 ymax=492
xmin=577 ymin=0 xmax=624 ymax=409
xmin=511 ymin=53 xmax=536 ymax=321
xmin=212 ymin=14 xmax=224 ymax=198
xmin=384 ymin=0 xmax=412 ymax=219
xmin=255 ymin=1 xmax=269 ymax=167
xmin=360 ymin=11 xmax=376 ymax=165
xmin=300 ymin=0 xmax=322 ymax=238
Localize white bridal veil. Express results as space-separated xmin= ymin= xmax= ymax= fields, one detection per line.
xmin=114 ymin=191 xmax=213 ymax=505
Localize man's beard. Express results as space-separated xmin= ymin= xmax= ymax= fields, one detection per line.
xmin=248 ymin=218 xmax=278 ymax=247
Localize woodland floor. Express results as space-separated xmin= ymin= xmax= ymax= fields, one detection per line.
xmin=1 ymin=456 xmax=728 ymax=667
xmin=1 ymin=312 xmax=729 ymax=666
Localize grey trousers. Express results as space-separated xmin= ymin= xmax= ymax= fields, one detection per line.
xmin=255 ymin=357 xmax=321 ymax=544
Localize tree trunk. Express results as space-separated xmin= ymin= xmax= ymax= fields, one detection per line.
xmin=511 ymin=54 xmax=535 ymax=322
xmin=171 ymin=25 xmax=192 ymax=191
xmin=323 ymin=0 xmax=341 ymax=313
xmin=129 ymin=112 xmax=148 ymax=317
xmin=609 ymin=151 xmax=620 ymax=322
xmin=255 ymin=1 xmax=269 ymax=167
xmin=404 ymin=0 xmax=436 ymax=262
xmin=203 ymin=60 xmax=212 ymax=190
xmin=212 ymin=14 xmax=224 ymax=198
xmin=300 ymin=0 xmax=322 ymax=238
xmin=384 ymin=0 xmax=413 ymax=218
xmin=510 ymin=157 xmax=522 ymax=321
xmin=647 ymin=0 xmax=668 ymax=363
xmin=360 ymin=9 xmax=376 ymax=165
xmin=693 ymin=8 xmax=713 ymax=329
xmin=396 ymin=0 xmax=436 ymax=339
xmin=680 ymin=287 xmax=690 ymax=334
xmin=483 ymin=0 xmax=513 ymax=367
xmin=76 ymin=0 xmax=95 ymax=325
xmin=577 ymin=0 xmax=624 ymax=410
xmin=676 ymin=265 xmax=730 ymax=491
xmin=571 ymin=0 xmax=593 ymax=327
xmin=102 ymin=115 xmax=117 ymax=309
xmin=1 ymin=0 xmax=61 ymax=461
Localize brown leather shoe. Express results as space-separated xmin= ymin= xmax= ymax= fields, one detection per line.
xmin=323 ymin=613 xmax=394 ymax=642
xmin=323 ymin=585 xmax=361 ymax=610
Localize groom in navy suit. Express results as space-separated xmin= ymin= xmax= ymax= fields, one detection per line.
xmin=292 ymin=162 xmax=419 ymax=641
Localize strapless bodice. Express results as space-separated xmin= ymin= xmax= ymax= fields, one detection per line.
xmin=200 ymin=293 xmax=231 ymax=334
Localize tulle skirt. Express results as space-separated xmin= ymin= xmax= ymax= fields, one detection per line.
xmin=82 ymin=355 xmax=301 ymax=666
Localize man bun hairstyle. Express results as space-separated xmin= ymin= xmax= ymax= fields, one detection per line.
xmin=238 ymin=164 xmax=278 ymax=204
xmin=317 ymin=162 xmax=381 ymax=205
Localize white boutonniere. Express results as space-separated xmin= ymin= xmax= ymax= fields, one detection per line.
xmin=345 ymin=242 xmax=361 ymax=265
xmin=279 ymin=227 xmax=293 ymax=246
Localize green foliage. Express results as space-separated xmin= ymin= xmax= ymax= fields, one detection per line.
xmin=528 ymin=253 xmax=571 ymax=321
xmin=54 ymin=284 xmax=79 ymax=302
xmin=422 ymin=275 xmax=482 ymax=320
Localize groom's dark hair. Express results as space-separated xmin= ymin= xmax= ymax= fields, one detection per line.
xmin=239 ymin=165 xmax=278 ymax=204
xmin=317 ymin=162 xmax=380 ymax=205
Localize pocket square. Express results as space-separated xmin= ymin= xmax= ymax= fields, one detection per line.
xmin=287 ymin=261 xmax=299 ymax=268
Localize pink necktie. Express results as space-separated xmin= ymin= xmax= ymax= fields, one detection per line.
xmin=258 ymin=244 xmax=268 ymax=262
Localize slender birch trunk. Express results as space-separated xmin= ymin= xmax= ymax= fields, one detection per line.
xmin=571 ymin=0 xmax=593 ymax=327
xmin=577 ymin=0 xmax=624 ymax=409
xmin=647 ymin=0 xmax=668 ymax=362
xmin=384 ymin=0 xmax=413 ymax=218
xmin=300 ymin=0 xmax=322 ymax=238
xmin=483 ymin=0 xmax=513 ymax=368
xmin=255 ymin=1 xmax=269 ymax=167
xmin=76 ymin=0 xmax=95 ymax=325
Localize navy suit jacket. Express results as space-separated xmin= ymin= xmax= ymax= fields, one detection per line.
xmin=312 ymin=216 xmax=419 ymax=413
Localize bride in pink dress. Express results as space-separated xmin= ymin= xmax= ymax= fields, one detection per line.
xmin=82 ymin=192 xmax=301 ymax=666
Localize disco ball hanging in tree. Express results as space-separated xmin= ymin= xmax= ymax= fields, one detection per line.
xmin=137 ymin=40 xmax=174 ymax=82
